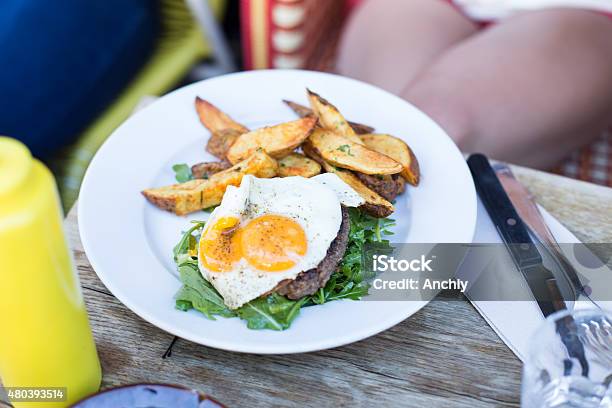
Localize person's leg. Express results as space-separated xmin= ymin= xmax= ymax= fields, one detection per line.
xmin=404 ymin=8 xmax=612 ymax=168
xmin=337 ymin=0 xmax=478 ymax=94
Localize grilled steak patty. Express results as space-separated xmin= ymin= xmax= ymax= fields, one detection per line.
xmin=355 ymin=173 xmax=405 ymax=202
xmin=274 ymin=206 xmax=351 ymax=300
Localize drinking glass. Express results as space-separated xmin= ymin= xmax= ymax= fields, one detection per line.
xmin=522 ymin=308 xmax=612 ymax=408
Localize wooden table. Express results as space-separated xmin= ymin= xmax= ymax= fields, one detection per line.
xmin=4 ymin=166 xmax=609 ymax=408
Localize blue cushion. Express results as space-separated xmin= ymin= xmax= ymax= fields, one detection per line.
xmin=0 ymin=0 xmax=159 ymax=158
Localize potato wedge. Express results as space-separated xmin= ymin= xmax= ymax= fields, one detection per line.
xmin=199 ymin=151 xmax=278 ymax=210
xmin=301 ymin=140 xmax=325 ymax=165
xmin=195 ymin=97 xmax=249 ymax=133
xmin=302 ymin=144 xmax=394 ymax=217
xmin=319 ymin=160 xmax=394 ymax=218
xmin=191 ymin=160 xmax=231 ymax=179
xmin=143 ymin=151 xmax=278 ymax=215
xmin=278 ymin=153 xmax=321 ymax=178
xmin=282 ymin=100 xmax=313 ymax=119
xmin=142 ymin=179 xmax=208 ymax=216
xmin=283 ymin=99 xmax=375 ymax=135
xmin=305 ymin=129 xmax=403 ymax=175
xmin=226 ymin=117 xmax=317 ymax=164
xmin=206 ymin=129 xmax=243 ymax=159
xmin=306 ymin=89 xmax=364 ymax=145
xmin=360 ymin=133 xmax=420 ymax=186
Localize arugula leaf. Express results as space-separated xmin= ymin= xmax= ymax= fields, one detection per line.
xmin=236 ymin=294 xmax=308 ymax=330
xmin=176 ymin=264 xmax=307 ymax=329
xmin=327 ymin=281 xmax=370 ymax=301
xmin=175 ymin=264 xmax=235 ymax=319
xmin=313 ymin=208 xmax=394 ymax=304
xmin=203 ymin=205 xmax=219 ymax=214
xmin=176 ymin=299 xmax=193 ymax=311
xmin=173 ymin=221 xmax=205 ymax=263
xmin=172 ymin=163 xmax=193 ymax=183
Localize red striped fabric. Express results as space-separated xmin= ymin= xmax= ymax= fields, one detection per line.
xmin=240 ymin=0 xmax=344 ymax=70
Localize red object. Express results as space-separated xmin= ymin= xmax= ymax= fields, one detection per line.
xmin=240 ymin=0 xmax=345 ymax=70
xmin=552 ymin=131 xmax=612 ymax=187
xmin=345 ymin=0 xmax=364 ymax=11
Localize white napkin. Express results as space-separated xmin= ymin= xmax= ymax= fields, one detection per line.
xmin=458 ymin=196 xmax=611 ymax=362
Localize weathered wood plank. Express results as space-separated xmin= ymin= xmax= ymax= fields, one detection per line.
xmin=511 ymin=165 xmax=612 ymax=243
xmin=82 ymin=286 xmax=521 ymax=407
xmin=65 ymin=168 xmax=612 ymax=407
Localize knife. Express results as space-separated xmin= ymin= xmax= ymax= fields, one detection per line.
xmin=467 ymin=154 xmax=565 ymax=315
xmin=493 ymin=163 xmax=597 ymax=306
xmin=467 ymin=153 xmax=589 ymax=375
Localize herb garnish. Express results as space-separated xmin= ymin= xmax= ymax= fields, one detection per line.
xmin=172 ymin=164 xmax=193 ymax=183
xmin=337 ymin=144 xmax=354 ymax=156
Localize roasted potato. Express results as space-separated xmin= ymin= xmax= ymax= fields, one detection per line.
xmin=306 ymin=89 xmax=365 ymax=145
xmin=360 ymin=133 xmax=420 ymax=186
xmin=305 ymin=129 xmax=403 ymax=175
xmin=191 ymin=160 xmax=231 ymax=179
xmin=142 ymin=179 xmax=208 ymax=216
xmin=355 ymin=173 xmax=405 ymax=202
xmin=195 ymin=97 xmax=249 ymax=133
xmin=143 ymin=151 xmax=278 ymax=215
xmin=282 ymin=100 xmax=313 ymax=119
xmin=206 ymin=128 xmax=243 ymax=159
xmin=283 ymin=99 xmax=375 ymax=135
xmin=319 ymin=160 xmax=394 ymax=218
xmin=278 ymin=153 xmax=321 ymax=178
xmin=226 ymin=117 xmax=317 ymax=164
xmin=301 ymin=140 xmax=325 ymax=165
xmin=302 ymin=144 xmax=395 ymax=217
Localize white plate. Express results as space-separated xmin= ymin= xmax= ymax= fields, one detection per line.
xmin=79 ymin=70 xmax=477 ymax=354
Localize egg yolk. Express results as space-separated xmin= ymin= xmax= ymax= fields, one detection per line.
xmin=199 ymin=214 xmax=307 ymax=273
xmin=199 ymin=216 xmax=242 ymax=272
xmin=240 ymin=214 xmax=307 ymax=272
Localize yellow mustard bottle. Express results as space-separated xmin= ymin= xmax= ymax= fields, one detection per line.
xmin=0 ymin=137 xmax=101 ymax=407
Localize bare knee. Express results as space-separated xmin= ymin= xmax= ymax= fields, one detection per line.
xmin=508 ymin=8 xmax=612 ymax=56
xmin=404 ymin=8 xmax=612 ymax=155
xmin=337 ymin=0 xmax=477 ymax=93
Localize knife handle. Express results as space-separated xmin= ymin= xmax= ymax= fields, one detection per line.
xmin=467 ymin=154 xmax=542 ymax=268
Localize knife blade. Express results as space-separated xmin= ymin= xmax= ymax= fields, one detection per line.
xmin=493 ymin=163 xmax=595 ymax=306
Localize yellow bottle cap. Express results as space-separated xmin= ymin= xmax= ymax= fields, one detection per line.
xmin=0 ymin=137 xmax=32 ymax=199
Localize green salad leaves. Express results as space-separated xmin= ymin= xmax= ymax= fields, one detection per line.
xmin=173 ymin=208 xmax=394 ymax=330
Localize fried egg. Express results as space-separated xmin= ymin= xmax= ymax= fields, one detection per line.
xmin=198 ymin=174 xmax=364 ymax=309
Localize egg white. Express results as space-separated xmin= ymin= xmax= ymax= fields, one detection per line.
xmin=311 ymin=173 xmax=365 ymax=208
xmin=199 ymin=175 xmax=357 ymax=309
